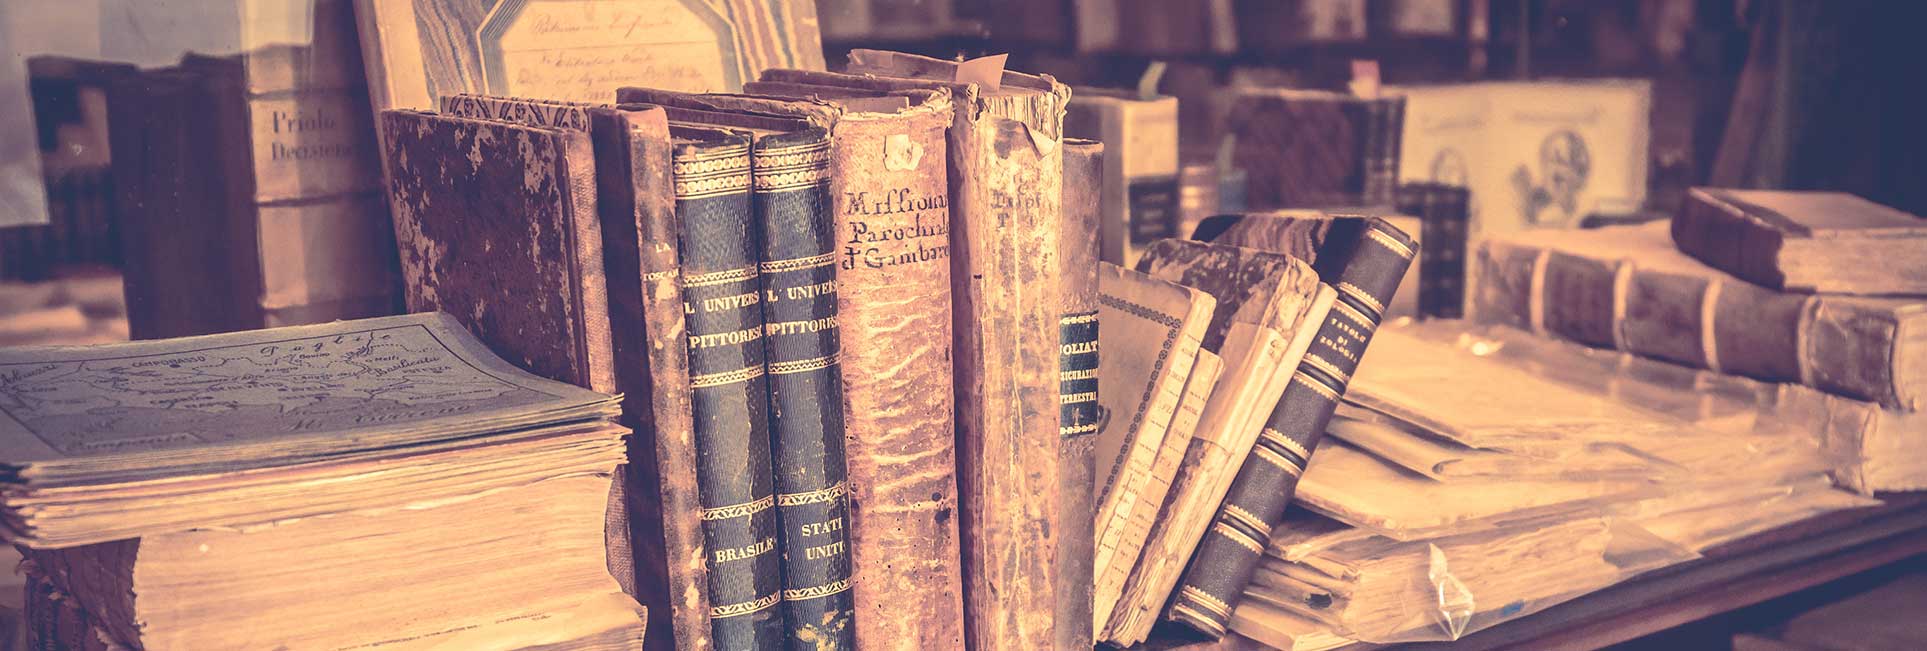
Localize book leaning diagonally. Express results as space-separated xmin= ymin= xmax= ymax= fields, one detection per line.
xmin=1104 ymin=240 xmax=1326 ymax=645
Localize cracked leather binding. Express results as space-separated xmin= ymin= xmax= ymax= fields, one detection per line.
xmin=1169 ymin=216 xmax=1416 ymax=637
xmin=674 ymin=126 xmax=786 ymax=650
xmin=1057 ymin=139 xmax=1104 ymax=651
xmin=437 ymin=94 xmax=711 ymax=651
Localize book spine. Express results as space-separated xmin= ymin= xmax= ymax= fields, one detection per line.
xmin=1168 ymin=221 xmax=1416 ymax=637
xmin=1395 ymin=183 xmax=1470 ymax=319
xmin=1361 ymin=96 xmax=1405 ymax=207
xmin=1673 ymin=189 xmax=1787 ymax=291
xmin=822 ymin=99 xmax=967 ymax=651
xmin=751 ymin=130 xmax=857 ymax=650
xmin=588 ymin=108 xmax=712 ymax=651
xmin=674 ymin=135 xmax=787 ymax=650
xmin=1057 ymin=139 xmax=1104 ymax=651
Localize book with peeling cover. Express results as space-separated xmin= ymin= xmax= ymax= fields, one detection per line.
xmin=1091 ymin=263 xmax=1216 ymax=631
xmin=734 ymin=77 xmax=969 ymax=651
xmin=436 ymin=94 xmax=709 ymax=651
xmin=1169 ymin=217 xmax=1415 ymax=637
xmin=1104 ymin=240 xmax=1325 ymax=646
xmin=1475 ymin=221 xmax=1925 ymax=412
xmin=1673 ymin=188 xmax=1927 ymax=295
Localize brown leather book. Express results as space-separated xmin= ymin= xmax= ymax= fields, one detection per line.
xmin=1674 ymin=188 xmax=1927 ymax=295
xmin=435 ymin=94 xmax=712 ymax=651
xmin=832 ymin=50 xmax=1072 ymax=651
xmin=1475 ymin=222 xmax=1925 ymax=412
xmin=1058 ymin=138 xmax=1104 ymax=651
xmin=732 ymin=78 xmax=970 ymax=651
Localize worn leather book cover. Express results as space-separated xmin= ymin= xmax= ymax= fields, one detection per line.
xmin=1475 ymin=222 xmax=1925 ymax=412
xmin=611 ymin=87 xmax=859 ymax=648
xmin=1065 ymin=89 xmax=1181 ymax=266
xmin=1058 ymin=138 xmax=1104 ymax=651
xmin=1395 ymin=182 xmax=1470 ymax=318
xmin=1674 ymin=188 xmax=1927 ymax=295
xmin=1226 ymin=89 xmax=1404 ymax=211
xmin=1170 ymin=219 xmax=1416 ymax=637
xmin=828 ymin=50 xmax=1071 ymax=651
xmin=354 ymin=0 xmax=824 ymax=113
xmin=670 ymin=126 xmax=786 ymax=649
xmin=437 ymin=93 xmax=711 ymax=651
xmin=1091 ymin=263 xmax=1215 ymax=632
xmin=1105 ymin=240 xmax=1323 ymax=646
xmin=734 ymin=77 xmax=970 ymax=651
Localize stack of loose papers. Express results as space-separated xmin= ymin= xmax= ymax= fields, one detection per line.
xmin=0 ymin=313 xmax=645 ymax=650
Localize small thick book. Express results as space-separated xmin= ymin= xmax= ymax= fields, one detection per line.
xmin=1091 ymin=262 xmax=1216 ymax=629
xmin=1673 ymin=188 xmax=1927 ymax=295
xmin=836 ymin=50 xmax=1073 ymax=651
xmin=1224 ymin=89 xmax=1404 ymax=211
xmin=1066 ymin=88 xmax=1181 ymax=266
xmin=1475 ymin=221 xmax=1925 ymax=412
xmin=1169 ymin=215 xmax=1416 ymax=637
xmin=615 ymin=87 xmax=858 ymax=650
xmin=435 ymin=94 xmax=709 ymax=651
xmin=737 ymin=74 xmax=971 ymax=651
xmin=1104 ymin=240 xmax=1325 ymax=646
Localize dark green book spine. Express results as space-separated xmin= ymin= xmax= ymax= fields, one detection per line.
xmin=674 ymin=130 xmax=786 ymax=649
xmin=1166 ymin=219 xmax=1416 ymax=637
xmin=751 ymin=129 xmax=858 ymax=650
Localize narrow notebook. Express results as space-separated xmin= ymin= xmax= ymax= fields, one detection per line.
xmin=1104 ymin=240 xmax=1325 ymax=646
xmin=1673 ymin=188 xmax=1927 ymax=295
xmin=435 ymin=93 xmax=709 ymax=651
xmin=837 ymin=50 xmax=1072 ymax=651
xmin=1091 ymin=263 xmax=1216 ymax=630
xmin=671 ymin=126 xmax=786 ymax=649
xmin=1168 ymin=216 xmax=1416 ymax=637
xmin=737 ymin=75 xmax=971 ymax=650
xmin=617 ymin=88 xmax=858 ymax=649
xmin=1058 ymin=138 xmax=1104 ymax=651
xmin=1475 ymin=221 xmax=1924 ymax=412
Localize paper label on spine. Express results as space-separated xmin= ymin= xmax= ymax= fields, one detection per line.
xmin=480 ymin=0 xmax=736 ymax=103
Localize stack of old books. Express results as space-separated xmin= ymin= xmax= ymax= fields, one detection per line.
xmin=0 ymin=314 xmax=646 ymax=650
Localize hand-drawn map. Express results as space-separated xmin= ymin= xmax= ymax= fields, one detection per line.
xmin=0 ymin=317 xmax=566 ymax=459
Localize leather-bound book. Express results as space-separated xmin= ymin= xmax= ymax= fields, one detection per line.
xmin=1090 ymin=263 xmax=1216 ymax=631
xmin=1105 ymin=240 xmax=1325 ymax=646
xmin=734 ymin=77 xmax=969 ymax=651
xmin=436 ymin=94 xmax=710 ymax=651
xmin=1674 ymin=188 xmax=1927 ymax=295
xmin=822 ymin=50 xmax=1071 ymax=651
xmin=613 ymin=88 xmax=859 ymax=649
xmin=1058 ymin=138 xmax=1105 ymax=651
xmin=1065 ymin=89 xmax=1181 ymax=266
xmin=1395 ymin=183 xmax=1470 ymax=318
xmin=670 ymin=126 xmax=787 ymax=649
xmin=1168 ymin=217 xmax=1416 ymax=637
xmin=1475 ymin=222 xmax=1926 ymax=412
xmin=1225 ymin=89 xmax=1404 ymax=211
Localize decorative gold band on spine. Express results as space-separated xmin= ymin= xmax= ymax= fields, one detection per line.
xmin=1291 ymin=370 xmax=1342 ymax=402
xmin=1210 ymin=521 xmax=1266 ymax=554
xmin=752 ymin=141 xmax=831 ymax=191
xmin=769 ymin=354 xmax=838 ymax=375
xmin=1332 ymin=298 xmax=1375 ymax=328
xmin=674 ymin=147 xmax=752 ymax=200
xmin=1366 ymin=226 xmax=1416 ymax=259
xmin=1059 ymin=422 xmax=1100 ymax=436
xmin=1252 ymin=444 xmax=1305 ymax=475
xmin=1060 ymin=312 xmax=1099 ymax=325
xmin=783 ymin=578 xmax=853 ymax=602
xmin=685 ymin=265 xmax=757 ymax=288
xmin=1337 ymin=281 xmax=1386 ymax=315
xmin=1223 ymin=503 xmax=1269 ymax=535
xmin=701 ymin=494 xmax=776 ymax=521
xmin=1301 ymin=353 xmax=1352 ymax=386
xmin=690 ymin=364 xmax=766 ymax=388
xmin=776 ymin=481 xmax=848 ymax=507
xmin=1178 ymin=585 xmax=1235 ymax=620
xmin=1261 ymin=427 xmax=1314 ymax=462
xmin=1169 ymin=603 xmax=1228 ymax=636
xmin=710 ymin=591 xmax=782 ymax=619
xmin=759 ymin=251 xmax=836 ymax=273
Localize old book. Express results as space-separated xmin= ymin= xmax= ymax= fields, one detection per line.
xmin=435 ymin=95 xmax=707 ymax=651
xmin=1105 ymin=240 xmax=1325 ymax=646
xmin=735 ymin=76 xmax=969 ymax=651
xmin=1673 ymin=188 xmax=1927 ymax=295
xmin=1091 ymin=263 xmax=1216 ymax=629
xmin=1057 ymin=138 xmax=1104 ymax=651
xmin=1395 ymin=182 xmax=1470 ymax=318
xmin=1065 ymin=89 xmax=1181 ymax=265
xmin=1225 ymin=89 xmax=1404 ymax=211
xmin=669 ymin=127 xmax=785 ymax=649
xmin=1473 ymin=221 xmax=1925 ymax=411
xmin=609 ymin=88 xmax=857 ymax=648
xmin=25 ymin=572 xmax=129 ymax=651
xmin=836 ymin=50 xmax=1071 ymax=651
xmin=1227 ymin=601 xmax=1354 ymax=651
xmin=353 ymin=0 xmax=824 ymax=112
xmin=1170 ymin=218 xmax=1416 ymax=637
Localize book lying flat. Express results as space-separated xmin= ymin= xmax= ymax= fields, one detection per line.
xmin=1675 ymin=188 xmax=1927 ymax=295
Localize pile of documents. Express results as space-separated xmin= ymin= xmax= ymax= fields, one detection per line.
xmin=0 ymin=314 xmax=646 ymax=650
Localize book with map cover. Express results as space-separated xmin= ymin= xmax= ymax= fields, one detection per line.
xmin=0 ymin=314 xmax=647 ymax=650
